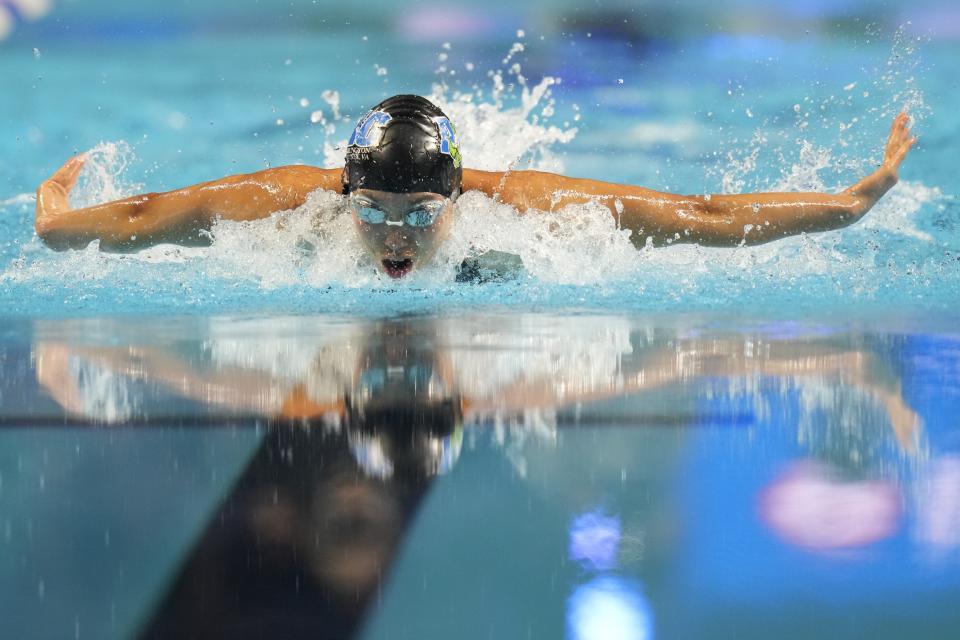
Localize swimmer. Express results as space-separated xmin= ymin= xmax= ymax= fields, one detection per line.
xmin=34 ymin=94 xmax=916 ymax=278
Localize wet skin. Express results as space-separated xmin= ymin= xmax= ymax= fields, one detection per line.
xmin=349 ymin=189 xmax=456 ymax=279
xmin=34 ymin=114 xmax=916 ymax=270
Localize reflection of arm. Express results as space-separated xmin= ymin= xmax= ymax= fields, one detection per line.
xmin=464 ymin=338 xmax=920 ymax=451
xmin=35 ymin=342 xmax=343 ymax=420
xmin=649 ymin=342 xmax=920 ymax=451
xmin=668 ymin=340 xmax=918 ymax=447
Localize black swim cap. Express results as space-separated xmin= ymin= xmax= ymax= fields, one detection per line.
xmin=342 ymin=95 xmax=462 ymax=197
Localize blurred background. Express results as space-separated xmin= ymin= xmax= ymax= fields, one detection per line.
xmin=3 ymin=0 xmax=960 ymax=41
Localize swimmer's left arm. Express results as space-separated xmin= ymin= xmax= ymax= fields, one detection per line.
xmin=466 ymin=113 xmax=916 ymax=247
xmin=671 ymin=114 xmax=914 ymax=246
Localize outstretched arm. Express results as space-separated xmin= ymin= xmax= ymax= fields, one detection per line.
xmin=464 ymin=113 xmax=916 ymax=247
xmin=35 ymin=159 xmax=341 ymax=250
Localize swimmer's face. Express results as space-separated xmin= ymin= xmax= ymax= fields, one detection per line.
xmin=349 ymin=189 xmax=456 ymax=279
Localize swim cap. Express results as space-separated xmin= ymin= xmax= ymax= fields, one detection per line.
xmin=342 ymin=95 xmax=462 ymax=197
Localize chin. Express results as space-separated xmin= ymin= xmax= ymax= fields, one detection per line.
xmin=381 ymin=258 xmax=415 ymax=279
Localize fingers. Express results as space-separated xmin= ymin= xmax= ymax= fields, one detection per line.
xmin=49 ymin=153 xmax=87 ymax=189
xmin=38 ymin=154 xmax=86 ymax=218
xmin=889 ymin=112 xmax=910 ymax=142
xmin=889 ymin=113 xmax=909 ymax=145
xmin=889 ymin=112 xmax=904 ymax=137
xmin=884 ymin=112 xmax=917 ymax=169
xmin=892 ymin=111 xmax=910 ymax=133
xmin=893 ymin=135 xmax=918 ymax=166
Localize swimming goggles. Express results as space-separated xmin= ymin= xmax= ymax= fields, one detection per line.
xmin=349 ymin=195 xmax=449 ymax=228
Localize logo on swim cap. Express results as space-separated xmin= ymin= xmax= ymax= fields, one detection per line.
xmin=348 ymin=110 xmax=392 ymax=148
xmin=433 ymin=116 xmax=461 ymax=168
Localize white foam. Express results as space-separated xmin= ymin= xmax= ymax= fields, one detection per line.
xmin=435 ymin=191 xmax=640 ymax=285
xmin=1 ymin=35 xmax=949 ymax=307
xmin=430 ymin=75 xmax=576 ymax=173
xmin=859 ymin=180 xmax=939 ymax=242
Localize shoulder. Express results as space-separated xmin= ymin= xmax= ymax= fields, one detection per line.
xmin=462 ymin=168 xmax=667 ymax=201
xmin=461 ymin=169 xmax=565 ymax=209
xmin=207 ymin=165 xmax=343 ymax=202
xmin=246 ymin=165 xmax=342 ymax=190
xmin=462 ymin=168 xmax=562 ymax=190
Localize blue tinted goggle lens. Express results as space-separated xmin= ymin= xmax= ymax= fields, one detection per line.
xmin=353 ymin=201 xmax=445 ymax=227
xmin=356 ymin=206 xmax=386 ymax=224
xmin=405 ymin=206 xmax=443 ymax=227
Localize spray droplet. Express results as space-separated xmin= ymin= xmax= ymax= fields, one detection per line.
xmin=299 ymin=97 xmax=309 ymax=108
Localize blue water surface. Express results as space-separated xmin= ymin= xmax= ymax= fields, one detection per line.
xmin=0 ymin=1 xmax=958 ymax=318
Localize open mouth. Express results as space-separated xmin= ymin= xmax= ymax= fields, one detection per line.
xmin=382 ymin=258 xmax=414 ymax=279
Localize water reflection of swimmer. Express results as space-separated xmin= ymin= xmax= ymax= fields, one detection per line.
xmin=143 ymin=417 xmax=454 ymax=638
xmin=35 ymin=317 xmax=921 ymax=457
xmin=34 ymin=319 xmax=925 ymax=635
xmin=35 ymin=95 xmax=915 ymax=280
xmin=122 ymin=323 xmax=461 ymax=637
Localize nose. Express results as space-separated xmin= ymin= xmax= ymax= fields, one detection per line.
xmin=384 ymin=228 xmax=406 ymax=252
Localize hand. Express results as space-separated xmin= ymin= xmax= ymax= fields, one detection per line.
xmin=883 ymin=390 xmax=923 ymax=454
xmin=882 ymin=112 xmax=917 ymax=179
xmin=35 ymin=342 xmax=86 ymax=416
xmin=842 ymin=112 xmax=917 ymax=207
xmin=35 ymin=154 xmax=86 ymax=236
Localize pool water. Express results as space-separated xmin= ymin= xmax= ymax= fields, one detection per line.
xmin=2 ymin=2 xmax=960 ymax=638
xmin=1 ymin=5 xmax=958 ymax=316
xmin=2 ymin=312 xmax=960 ymax=639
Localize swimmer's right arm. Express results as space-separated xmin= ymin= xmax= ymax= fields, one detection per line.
xmin=35 ymin=158 xmax=342 ymax=250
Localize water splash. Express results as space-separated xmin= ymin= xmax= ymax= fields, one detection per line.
xmin=0 ymin=33 xmax=955 ymax=316
xmin=0 ymin=193 xmax=35 ymax=208
xmin=710 ymin=25 xmax=933 ymax=195
xmin=70 ymin=141 xmax=143 ymax=209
